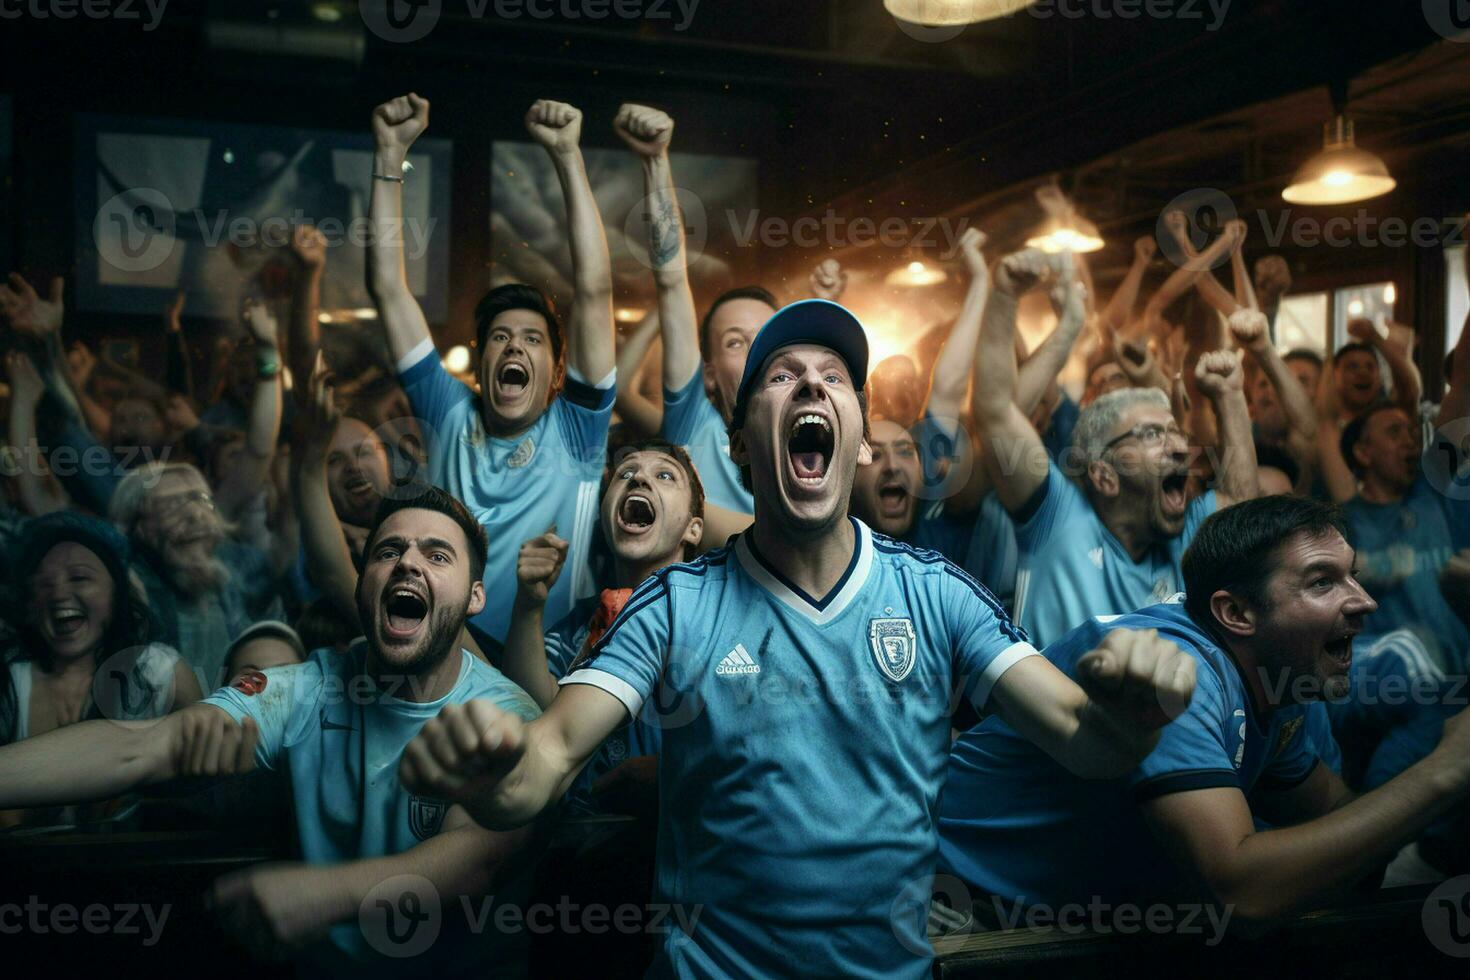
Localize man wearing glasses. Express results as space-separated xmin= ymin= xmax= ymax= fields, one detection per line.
xmin=972 ymin=249 xmax=1260 ymax=647
xmin=109 ymin=461 xmax=284 ymax=689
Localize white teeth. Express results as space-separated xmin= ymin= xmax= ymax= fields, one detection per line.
xmin=790 ymin=413 xmax=831 ymax=435
xmin=628 ymin=494 xmax=650 ymax=506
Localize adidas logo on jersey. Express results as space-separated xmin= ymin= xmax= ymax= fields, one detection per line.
xmin=715 ymin=644 xmax=760 ymax=676
xmin=1088 ymin=547 xmax=1104 ymax=569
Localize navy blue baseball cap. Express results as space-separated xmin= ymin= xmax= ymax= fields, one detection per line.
xmin=729 ymin=299 xmax=870 ymax=429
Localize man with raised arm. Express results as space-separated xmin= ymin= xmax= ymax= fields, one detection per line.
xmin=973 ymin=249 xmax=1260 ymax=649
xmin=368 ymin=93 xmax=615 ymax=652
xmin=940 ymin=494 xmax=1470 ymax=926
xmin=400 ymin=299 xmax=1198 ymax=979
xmin=0 ymin=486 xmax=541 ymax=970
xmin=611 ymin=101 xmax=768 ymax=519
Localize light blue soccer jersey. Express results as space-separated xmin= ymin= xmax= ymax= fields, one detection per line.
xmin=1012 ymin=462 xmax=1216 ymax=648
xmin=543 ymin=595 xmax=662 ymax=815
xmin=1343 ymin=472 xmax=1470 ymax=673
xmin=561 ymin=518 xmax=1036 ymax=979
xmin=906 ymin=495 xmax=1019 ymax=615
xmin=938 ymin=600 xmax=1324 ymax=910
xmin=399 ymin=342 xmax=614 ymax=645
xmin=204 ymin=643 xmax=541 ymax=967
xmin=661 ymin=368 xmax=753 ymax=514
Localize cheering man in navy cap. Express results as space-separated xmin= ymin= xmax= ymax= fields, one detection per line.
xmin=402 ymin=300 xmax=1198 ymax=978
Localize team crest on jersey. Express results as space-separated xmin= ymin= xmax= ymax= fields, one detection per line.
xmin=507 ymin=438 xmax=536 ymax=468
xmin=869 ymin=617 xmax=917 ymax=683
xmin=1273 ymin=716 xmax=1305 ymax=759
xmin=408 ymin=794 xmax=448 ymax=840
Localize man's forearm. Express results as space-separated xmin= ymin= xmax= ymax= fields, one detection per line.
xmin=971 ymin=291 xmax=1022 ymax=424
xmin=368 ymin=149 xmax=433 ymax=362
xmin=464 ymin=723 xmax=580 ymax=831
xmin=928 ymin=271 xmax=987 ymax=421
xmin=640 ymin=156 xmax=702 ymax=394
xmin=1215 ymin=754 xmax=1467 ymax=920
xmin=292 ymin=459 xmax=361 ymax=628
xmin=1209 ymin=388 xmax=1258 ymax=503
xmin=552 ymin=148 xmax=615 ymax=380
xmin=503 ymin=602 xmax=558 ymax=709
xmin=1255 ymin=345 xmax=1316 ymax=444
xmin=288 ymin=270 xmax=323 ymax=412
xmin=1016 ymin=302 xmax=1083 ymax=416
xmin=1373 ymin=333 xmax=1422 ymax=414
xmin=0 ymin=718 xmax=173 ymax=808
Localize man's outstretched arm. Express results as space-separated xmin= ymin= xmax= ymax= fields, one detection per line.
xmin=0 ymin=703 xmax=258 ymax=809
xmin=367 ymin=93 xmax=434 ymax=366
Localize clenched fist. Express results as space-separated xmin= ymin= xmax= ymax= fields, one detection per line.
xmin=959 ymin=227 xmax=989 ymax=280
xmin=516 ymin=528 xmax=569 ymax=610
xmin=1194 ymin=348 xmax=1245 ymax=398
xmin=372 ymin=93 xmax=430 ymax=161
xmin=993 ymin=248 xmax=1067 ymax=298
xmin=1076 ymin=627 xmax=1196 ymax=736
xmin=399 ymin=700 xmax=529 ymax=824
xmin=613 ymin=103 xmax=673 ymax=157
xmin=526 ymin=100 xmax=583 ymax=154
xmin=174 ymin=703 xmax=259 ymax=778
xmin=809 ymin=259 xmax=848 ymax=302
xmin=1226 ymin=309 xmax=1271 ymax=354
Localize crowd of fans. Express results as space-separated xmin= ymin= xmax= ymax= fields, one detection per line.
xmin=0 ymin=92 xmax=1467 ymax=976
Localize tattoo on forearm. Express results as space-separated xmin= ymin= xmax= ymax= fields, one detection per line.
xmin=649 ymin=193 xmax=682 ymax=268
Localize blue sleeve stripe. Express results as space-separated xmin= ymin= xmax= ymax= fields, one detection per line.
xmin=592 ymin=577 xmax=670 ymax=652
xmin=398 ymin=348 xmax=441 ymax=386
xmin=1132 ymin=768 xmax=1240 ymax=803
xmin=563 ymin=374 xmax=616 ymax=412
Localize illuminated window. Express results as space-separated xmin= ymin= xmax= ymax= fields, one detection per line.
xmin=1275 ymin=291 xmax=1328 ymax=355
xmin=1447 ymin=244 xmax=1467 ymax=358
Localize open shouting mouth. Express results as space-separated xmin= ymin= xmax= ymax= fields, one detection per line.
xmin=382 ymin=581 xmax=429 ymax=643
xmin=877 ymin=476 xmax=910 ymax=517
xmin=495 ymin=360 xmax=530 ymax=400
xmin=1160 ymin=470 xmax=1188 ymax=518
xmin=1324 ymin=628 xmax=1357 ymax=672
xmin=787 ymin=412 xmax=834 ymax=486
xmin=616 ymin=490 xmax=658 ymax=536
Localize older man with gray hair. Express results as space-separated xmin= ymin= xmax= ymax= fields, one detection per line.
xmin=110 ymin=461 xmax=284 ymax=689
xmin=971 ymin=248 xmax=1260 ymax=647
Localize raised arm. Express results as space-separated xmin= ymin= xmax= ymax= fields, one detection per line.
xmin=970 ymin=249 xmax=1061 ymax=514
xmin=613 ymin=312 xmax=665 ymax=437
xmin=400 ymin=685 xmax=628 ymax=830
xmin=1314 ymin=374 xmax=1359 ymax=503
xmin=1016 ymin=257 xmax=1087 ymax=415
xmin=367 ymin=93 xmax=434 ymax=365
xmin=926 ymin=228 xmax=988 ymax=425
xmin=292 ymin=356 xmax=362 ymax=628
xmin=809 ymin=258 xmax=848 ymax=303
xmin=1143 ymin=218 xmax=1244 ymax=337
xmin=988 ymin=627 xmax=1196 ymax=779
xmin=215 ymin=302 xmax=283 ymax=520
xmin=613 ymin=103 xmax=698 ymax=393
xmin=0 ymin=702 xmax=258 ymax=809
xmin=503 ymin=530 xmax=569 ymax=709
xmin=1195 ymin=349 xmax=1258 ymax=507
xmin=162 ymin=292 xmax=195 ymax=400
xmin=1144 ymin=707 xmax=1470 ymax=922
xmin=286 ymin=225 xmax=327 ymax=411
xmin=526 ymin=100 xmax=614 ymax=383
xmin=1229 ymin=308 xmax=1316 ymax=458
xmin=1348 ymin=317 xmax=1421 ymax=416
xmin=4 ymin=350 xmax=69 ymax=516
xmin=1098 ymin=236 xmax=1155 ymax=337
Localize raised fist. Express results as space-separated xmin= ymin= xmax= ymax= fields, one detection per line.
xmin=526 ymin=100 xmax=583 ymax=154
xmin=1076 ymin=627 xmax=1196 ymax=735
xmin=993 ymin=248 xmax=1063 ymax=298
xmin=516 ymin=529 xmax=569 ymax=609
xmin=1133 ymin=236 xmax=1157 ymax=263
xmin=809 ymin=259 xmax=848 ymax=302
xmin=1226 ymin=309 xmax=1270 ymax=354
xmin=372 ymin=93 xmax=430 ymax=160
xmin=613 ymin=103 xmax=673 ymax=157
xmin=0 ymin=273 xmax=64 ymax=336
xmin=959 ymin=227 xmax=989 ymax=279
xmin=1194 ymin=348 xmax=1245 ymax=398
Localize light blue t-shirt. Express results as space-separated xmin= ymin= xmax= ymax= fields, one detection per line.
xmin=204 ymin=644 xmax=542 ymax=968
xmin=561 ymin=518 xmax=1036 ymax=979
xmin=906 ymin=495 xmax=1020 ymax=615
xmin=1342 ymin=472 xmax=1470 ymax=673
xmin=660 ymin=368 xmax=753 ymax=514
xmin=1012 ymin=463 xmax=1216 ymax=648
xmin=543 ymin=594 xmax=661 ymax=815
xmin=399 ymin=344 xmax=614 ymax=645
xmin=938 ymin=600 xmax=1324 ymax=910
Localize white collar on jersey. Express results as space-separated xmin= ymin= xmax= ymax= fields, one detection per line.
xmin=735 ymin=516 xmax=874 ymax=625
